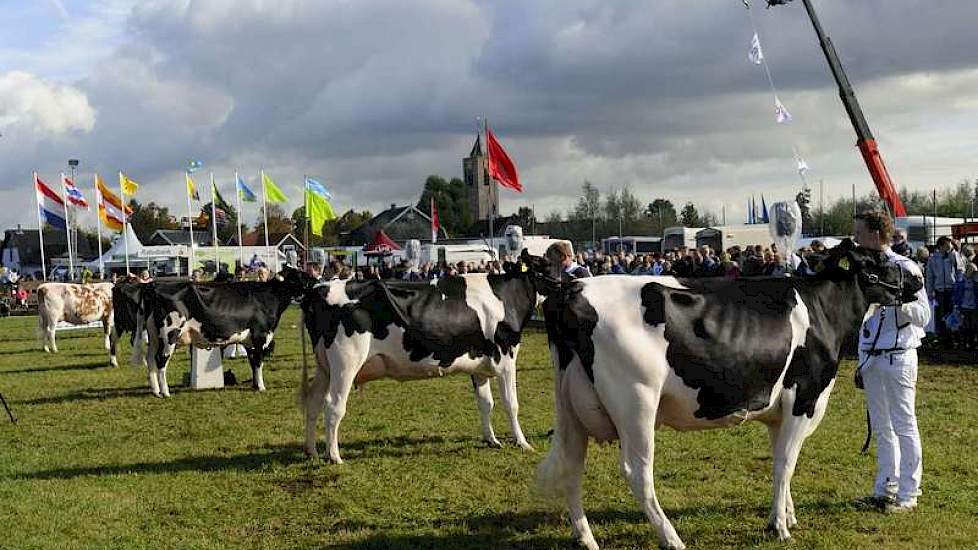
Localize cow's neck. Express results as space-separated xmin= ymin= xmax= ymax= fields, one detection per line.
xmin=801 ymin=276 xmax=868 ymax=333
xmin=488 ymin=273 xmax=537 ymax=327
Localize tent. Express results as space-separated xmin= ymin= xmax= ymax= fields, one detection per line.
xmin=363 ymin=230 xmax=401 ymax=257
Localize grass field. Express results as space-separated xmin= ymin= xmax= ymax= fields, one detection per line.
xmin=1 ymin=308 xmax=976 ymax=549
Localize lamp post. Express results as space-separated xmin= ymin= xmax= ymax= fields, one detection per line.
xmin=68 ymin=159 xmax=79 ymax=279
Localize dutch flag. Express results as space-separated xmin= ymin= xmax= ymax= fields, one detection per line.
xmin=35 ymin=173 xmax=67 ymax=230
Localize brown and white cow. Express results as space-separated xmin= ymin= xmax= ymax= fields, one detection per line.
xmin=37 ymin=282 xmax=120 ymax=367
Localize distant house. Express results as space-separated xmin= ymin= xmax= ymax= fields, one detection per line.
xmin=462 ymin=214 xmax=520 ymax=238
xmin=344 ymin=203 xmax=445 ymax=246
xmin=226 ymin=231 xmax=305 ymax=254
xmin=1 ymin=226 xmax=95 ymax=278
xmin=146 ymin=229 xmax=213 ymax=247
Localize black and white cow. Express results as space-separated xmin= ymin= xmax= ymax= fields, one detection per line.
xmin=300 ymin=262 xmax=540 ymax=463
xmin=140 ymin=268 xmax=309 ymax=397
xmin=112 ymin=279 xmax=149 ymax=367
xmin=532 ymin=242 xmax=920 ymax=550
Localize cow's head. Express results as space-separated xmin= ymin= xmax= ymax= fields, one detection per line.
xmin=276 ymin=265 xmax=318 ymax=297
xmin=518 ymin=248 xmax=563 ymax=297
xmin=816 ymin=239 xmax=922 ymax=305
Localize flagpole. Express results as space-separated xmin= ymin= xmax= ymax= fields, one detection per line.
xmin=34 ymin=172 xmax=47 ymax=281
xmin=185 ymin=172 xmax=196 ymax=276
xmin=261 ymin=168 xmax=274 ymax=271
xmin=235 ymin=171 xmax=244 ymax=270
xmin=93 ymin=175 xmax=105 ymax=279
xmin=303 ymin=174 xmax=309 ymax=270
xmin=483 ymin=117 xmax=496 ymax=258
xmin=60 ymin=173 xmax=74 ymax=281
xmin=210 ymin=172 xmax=219 ymax=273
xmin=118 ymin=172 xmax=130 ymax=274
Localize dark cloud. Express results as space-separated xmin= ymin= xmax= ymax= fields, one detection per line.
xmin=1 ymin=0 xmax=976 ymax=230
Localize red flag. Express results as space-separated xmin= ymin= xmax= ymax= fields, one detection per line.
xmin=431 ymin=196 xmax=440 ymax=243
xmin=486 ymin=126 xmax=522 ymax=192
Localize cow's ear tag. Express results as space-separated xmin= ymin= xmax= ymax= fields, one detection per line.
xmin=838 ymin=257 xmax=850 ymax=271
xmin=815 ymin=260 xmax=825 ymax=273
xmin=521 ymin=263 xmax=529 ymax=273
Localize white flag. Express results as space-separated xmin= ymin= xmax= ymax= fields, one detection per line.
xmin=795 ymin=155 xmax=809 ymax=175
xmin=774 ymin=95 xmax=792 ymax=123
xmin=749 ymin=32 xmax=764 ymax=65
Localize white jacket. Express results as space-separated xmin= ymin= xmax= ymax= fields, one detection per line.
xmin=859 ymin=248 xmax=931 ymax=352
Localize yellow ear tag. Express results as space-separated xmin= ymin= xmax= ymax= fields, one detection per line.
xmin=838 ymin=257 xmax=850 ymax=271
xmin=815 ymin=260 xmax=825 ymax=273
xmin=521 ymin=263 xmax=529 ymax=273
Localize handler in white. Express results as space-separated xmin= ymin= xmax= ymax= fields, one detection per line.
xmin=854 ymin=210 xmax=930 ymax=513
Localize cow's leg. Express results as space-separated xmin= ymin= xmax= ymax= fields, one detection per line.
xmin=245 ymin=345 xmax=267 ymax=392
xmin=471 ymin=375 xmax=501 ymax=448
xmin=104 ymin=318 xmax=118 ymax=368
xmin=767 ymin=380 xmax=836 ymax=540
xmin=40 ymin=317 xmax=57 ymax=353
xmin=616 ymin=391 xmax=684 ymax=550
xmin=303 ymin=353 xmax=330 ymax=459
xmin=537 ymin=361 xmax=598 ymax=550
xmin=322 ymin=335 xmax=370 ymax=464
xmin=494 ymin=352 xmax=533 ymax=451
xmin=145 ymin=334 xmax=163 ymax=398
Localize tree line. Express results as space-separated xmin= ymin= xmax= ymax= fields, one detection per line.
xmin=64 ymin=176 xmax=978 ymax=252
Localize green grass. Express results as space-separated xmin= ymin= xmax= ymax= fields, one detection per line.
xmin=1 ymin=308 xmax=976 ymax=549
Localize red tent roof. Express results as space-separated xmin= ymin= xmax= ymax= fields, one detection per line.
xmin=363 ymin=230 xmax=401 ymax=255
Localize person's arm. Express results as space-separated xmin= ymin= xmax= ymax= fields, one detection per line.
xmin=899 ymin=263 xmax=931 ymax=329
xmin=925 ymin=261 xmax=935 ymax=296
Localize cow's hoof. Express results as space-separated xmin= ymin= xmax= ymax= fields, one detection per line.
xmin=517 ymin=440 xmax=536 ymax=452
xmin=483 ymin=438 xmax=503 ymax=449
xmin=303 ymin=446 xmax=319 ymax=460
xmin=660 ymin=541 xmax=685 ymax=550
xmin=152 ymin=392 xmax=164 ymax=399
xmin=577 ymin=536 xmax=600 ymax=550
xmin=766 ymin=522 xmax=791 ymax=541
xmin=327 ymin=456 xmax=344 ymax=465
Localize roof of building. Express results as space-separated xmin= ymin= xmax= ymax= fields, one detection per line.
xmin=1 ymin=228 xmax=95 ymax=266
xmin=227 ymin=232 xmax=304 ymax=249
xmin=345 ymin=204 xmax=436 ymax=245
xmin=147 ymin=229 xmax=212 ymax=247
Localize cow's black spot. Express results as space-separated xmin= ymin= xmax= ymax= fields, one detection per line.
xmin=303 ymin=272 xmax=538 ymax=370
xmin=642 ymin=278 xmax=799 ymax=419
xmin=542 ymin=281 xmax=599 ymax=381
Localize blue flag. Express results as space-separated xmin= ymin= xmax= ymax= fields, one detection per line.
xmin=39 ymin=206 xmax=67 ymax=230
xmin=304 ymin=177 xmax=332 ymax=199
xmin=236 ymin=175 xmax=257 ymax=202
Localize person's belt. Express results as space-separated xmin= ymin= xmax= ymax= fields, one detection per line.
xmin=861 ymin=348 xmax=910 ymax=356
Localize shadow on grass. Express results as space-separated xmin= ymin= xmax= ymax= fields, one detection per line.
xmin=10 ymin=443 xmax=306 ymax=480
xmin=13 ymin=385 xmax=151 ymax=405
xmin=324 ymin=499 xmax=855 ymax=549
xmin=1 ymin=361 xmax=112 ymax=375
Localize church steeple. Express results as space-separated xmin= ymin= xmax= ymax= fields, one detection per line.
xmin=469 ymin=134 xmax=482 ymax=157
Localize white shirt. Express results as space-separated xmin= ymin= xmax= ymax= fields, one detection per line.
xmin=859 ymin=248 xmax=931 ymax=352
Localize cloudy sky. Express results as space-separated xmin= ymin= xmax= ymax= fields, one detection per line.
xmin=1 ymin=0 xmax=975 ymax=232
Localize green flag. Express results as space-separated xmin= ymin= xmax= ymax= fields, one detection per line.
xmin=262 ymin=172 xmax=289 ymax=203
xmin=212 ymin=181 xmax=231 ymax=211
xmin=306 ymin=188 xmax=336 ymax=236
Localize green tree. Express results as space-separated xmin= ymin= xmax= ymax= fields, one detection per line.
xmin=645 ymin=198 xmax=677 ymax=234
xmin=417 ymin=175 xmax=471 ymax=236
xmin=253 ymin=204 xmax=293 ymax=243
xmin=127 ymin=200 xmax=178 ymax=241
xmin=679 ymin=201 xmax=701 ymax=228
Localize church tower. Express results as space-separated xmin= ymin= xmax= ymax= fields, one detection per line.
xmin=462 ymin=135 xmax=498 ymax=221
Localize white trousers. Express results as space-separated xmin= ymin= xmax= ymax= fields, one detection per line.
xmin=860 ymin=349 xmax=922 ymax=503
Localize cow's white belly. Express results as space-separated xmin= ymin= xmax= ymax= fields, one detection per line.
xmin=356 ymin=327 xmax=495 ymax=385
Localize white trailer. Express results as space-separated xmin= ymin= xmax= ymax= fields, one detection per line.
xmin=695 ymin=224 xmax=774 ymax=252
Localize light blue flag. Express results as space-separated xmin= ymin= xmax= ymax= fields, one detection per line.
xmin=236 ymin=175 xmax=257 ymax=202
xmin=304 ymin=177 xmax=332 ymax=199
